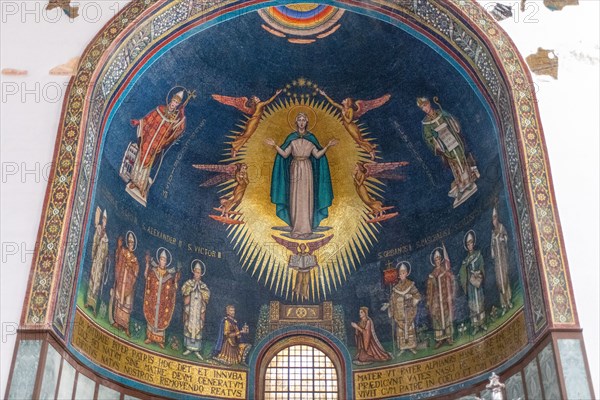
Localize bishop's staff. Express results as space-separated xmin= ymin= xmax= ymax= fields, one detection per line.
xmin=381 ymin=260 xmax=400 ymax=356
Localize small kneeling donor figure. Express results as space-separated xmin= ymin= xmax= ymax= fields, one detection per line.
xmin=351 ymin=307 xmax=392 ymax=365
xmin=212 ymin=305 xmax=251 ymax=365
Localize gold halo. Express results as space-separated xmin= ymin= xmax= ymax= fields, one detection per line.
xmin=166 ymin=86 xmax=187 ymax=105
xmin=430 ymin=247 xmax=444 ymax=266
xmin=190 ymin=259 xmax=206 ymax=276
xmin=126 ymin=230 xmax=137 ymax=251
xmin=156 ymin=247 xmax=172 ymax=267
xmin=287 ymin=105 xmax=318 ymax=131
xmin=396 ymin=261 xmax=412 ymax=276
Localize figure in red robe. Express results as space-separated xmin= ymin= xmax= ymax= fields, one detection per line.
xmin=126 ymin=90 xmax=189 ymax=206
xmin=143 ymin=249 xmax=179 ymax=348
xmin=110 ymin=232 xmax=139 ymax=337
xmin=427 ymin=246 xmax=456 ymax=348
xmin=351 ymin=307 xmax=392 ymax=364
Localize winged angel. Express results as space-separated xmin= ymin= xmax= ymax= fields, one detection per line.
xmin=354 ymin=161 xmax=408 ymax=223
xmin=193 ymin=81 xmax=410 ymax=300
xmin=193 ymin=163 xmax=249 ymax=224
xmin=272 ymin=235 xmax=333 ymax=301
xmin=319 ymin=89 xmax=390 ymax=160
xmin=212 ymin=89 xmax=282 ymax=157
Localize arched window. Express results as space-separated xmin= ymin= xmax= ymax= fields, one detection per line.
xmin=258 ymin=337 xmax=345 ymax=400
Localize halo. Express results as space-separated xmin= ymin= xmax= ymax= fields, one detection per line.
xmin=156 ymin=247 xmax=172 ymax=267
xmin=166 ymin=86 xmax=187 ymax=105
xmin=463 ymin=229 xmax=476 ymax=250
xmin=191 ymin=259 xmax=206 ymax=276
xmin=287 ymin=105 xmax=318 ymax=131
xmin=125 ymin=230 xmax=137 ymax=251
xmin=430 ymin=247 xmax=444 ymax=266
xmin=396 ymin=261 xmax=412 ymax=276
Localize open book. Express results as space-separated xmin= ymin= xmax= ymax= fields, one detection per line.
xmin=434 ymin=122 xmax=460 ymax=152
xmin=289 ymin=254 xmax=317 ymax=272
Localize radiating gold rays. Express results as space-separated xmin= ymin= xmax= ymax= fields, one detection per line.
xmin=219 ymin=98 xmax=387 ymax=300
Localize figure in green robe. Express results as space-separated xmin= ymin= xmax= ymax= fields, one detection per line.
xmin=460 ymin=230 xmax=487 ymax=334
xmin=265 ymin=112 xmax=337 ymax=239
xmin=417 ymin=97 xmax=480 ymax=208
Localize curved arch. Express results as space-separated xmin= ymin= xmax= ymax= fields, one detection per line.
xmin=27 ymin=0 xmax=558 ymax=335
xmin=13 ymin=0 xmax=583 ymax=399
xmin=249 ymin=326 xmax=352 ymax=400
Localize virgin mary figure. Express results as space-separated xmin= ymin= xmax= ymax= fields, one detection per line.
xmin=265 ymin=112 xmax=337 ymax=239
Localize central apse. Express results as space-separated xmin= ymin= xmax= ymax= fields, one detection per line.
xmin=68 ymin=2 xmax=528 ymax=399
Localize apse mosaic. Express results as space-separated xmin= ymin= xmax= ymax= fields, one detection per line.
xmin=65 ymin=2 xmax=534 ymax=398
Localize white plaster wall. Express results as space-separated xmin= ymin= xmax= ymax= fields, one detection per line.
xmin=0 ymin=0 xmax=597 ymax=396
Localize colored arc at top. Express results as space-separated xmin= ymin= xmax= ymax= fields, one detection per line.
xmin=258 ymin=4 xmax=345 ymax=40
xmin=272 ymin=4 xmax=330 ymax=21
xmin=283 ymin=3 xmax=322 ymax=12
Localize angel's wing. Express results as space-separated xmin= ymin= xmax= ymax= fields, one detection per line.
xmin=355 ymin=94 xmax=391 ymax=118
xmin=212 ymin=94 xmax=254 ymax=115
xmin=364 ymin=161 xmax=409 ymax=180
xmin=271 ymin=235 xmax=300 ymax=254
xmin=193 ymin=164 xmax=238 ymax=187
xmin=306 ymin=235 xmax=334 ymax=254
